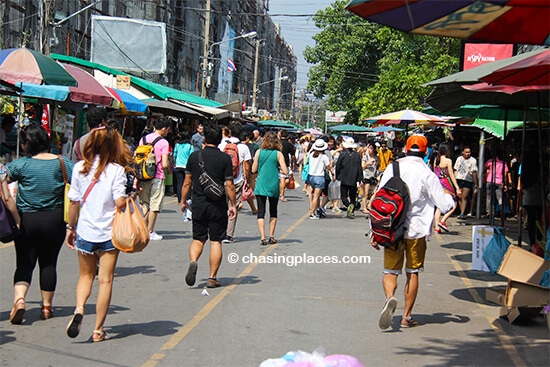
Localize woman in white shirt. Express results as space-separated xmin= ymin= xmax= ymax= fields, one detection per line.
xmin=307 ymin=139 xmax=332 ymax=219
xmin=65 ymin=126 xmax=131 ymax=342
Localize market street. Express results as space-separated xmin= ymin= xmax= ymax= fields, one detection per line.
xmin=1 ymin=184 xmax=549 ymax=367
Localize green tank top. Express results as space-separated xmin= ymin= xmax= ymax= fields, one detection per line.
xmin=254 ymin=149 xmax=280 ymax=198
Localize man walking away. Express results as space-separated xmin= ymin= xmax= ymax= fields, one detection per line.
xmin=278 ymin=129 xmax=296 ymax=202
xmin=372 ymin=135 xmax=454 ymax=330
xmin=336 ymin=137 xmax=363 ymax=219
xmin=180 ymin=122 xmax=237 ymax=288
xmin=72 ymin=107 xmax=107 ymax=162
xmin=138 ymin=117 xmax=170 ymax=240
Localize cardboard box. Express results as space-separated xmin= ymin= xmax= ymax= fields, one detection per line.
xmin=486 ymin=287 xmax=506 ymax=305
xmin=472 ymin=225 xmax=495 ymax=271
xmin=499 ymin=306 xmax=543 ymax=323
xmin=497 ymin=246 xmax=550 ymax=307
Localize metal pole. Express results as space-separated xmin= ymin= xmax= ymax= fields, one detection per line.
xmin=252 ymin=40 xmax=260 ymax=112
xmin=200 ymin=0 xmax=211 ymax=98
xmin=291 ymin=83 xmax=295 ymax=123
xmin=276 ymin=69 xmax=283 ymax=119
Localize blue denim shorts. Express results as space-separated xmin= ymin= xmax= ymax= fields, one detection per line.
xmin=309 ymin=175 xmax=325 ymax=189
xmin=75 ymin=235 xmax=116 ymax=254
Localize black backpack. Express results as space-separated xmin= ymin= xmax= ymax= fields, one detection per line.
xmin=368 ymin=161 xmax=410 ymax=250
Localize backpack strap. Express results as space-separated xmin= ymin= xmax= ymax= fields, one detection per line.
xmin=392 ymin=161 xmax=400 ymax=177
xmin=151 ymin=136 xmax=164 ymax=146
xmin=197 ymin=149 xmax=206 ymax=173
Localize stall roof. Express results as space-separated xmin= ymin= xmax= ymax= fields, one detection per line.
xmin=50 ymin=54 xmax=222 ymax=108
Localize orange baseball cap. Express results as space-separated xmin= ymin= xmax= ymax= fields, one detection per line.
xmin=406 ymin=135 xmax=428 ymax=153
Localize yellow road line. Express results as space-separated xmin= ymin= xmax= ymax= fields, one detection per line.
xmin=448 ymin=254 xmax=524 ymax=367
xmin=141 ymin=211 xmax=311 ymax=367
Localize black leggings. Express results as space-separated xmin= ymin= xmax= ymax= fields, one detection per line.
xmin=256 ymin=195 xmax=279 ymax=219
xmin=13 ymin=208 xmax=66 ymax=291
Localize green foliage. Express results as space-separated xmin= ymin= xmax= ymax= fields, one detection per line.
xmin=304 ymin=1 xmax=460 ymax=123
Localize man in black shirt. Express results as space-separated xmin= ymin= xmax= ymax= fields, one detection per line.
xmin=278 ymin=129 xmax=296 ymax=201
xmin=180 ymin=122 xmax=237 ymax=288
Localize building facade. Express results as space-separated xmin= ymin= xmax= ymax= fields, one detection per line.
xmin=0 ymin=0 xmax=297 ymax=114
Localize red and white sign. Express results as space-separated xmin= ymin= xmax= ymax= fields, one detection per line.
xmin=463 ymin=43 xmax=513 ymax=70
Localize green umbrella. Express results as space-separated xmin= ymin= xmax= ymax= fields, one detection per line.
xmin=423 ymin=105 xmax=549 ymax=122
xmin=472 ymin=119 xmax=525 ymax=140
xmin=258 ymin=119 xmax=302 ymax=129
xmin=329 ymin=123 xmax=371 ymax=133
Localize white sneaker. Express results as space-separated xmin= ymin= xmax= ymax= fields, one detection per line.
xmin=149 ymin=231 xmax=163 ymax=241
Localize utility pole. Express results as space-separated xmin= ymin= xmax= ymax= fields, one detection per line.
xmin=276 ymin=67 xmax=283 ymax=119
xmin=251 ymin=39 xmax=261 ymax=112
xmin=290 ymin=83 xmax=295 ymax=122
xmin=200 ymin=0 xmax=211 ymax=98
xmin=41 ymin=0 xmax=56 ymax=56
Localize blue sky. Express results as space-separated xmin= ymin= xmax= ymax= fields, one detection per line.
xmin=268 ymin=1 xmax=335 ymax=91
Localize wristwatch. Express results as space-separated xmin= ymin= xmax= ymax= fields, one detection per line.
xmin=66 ymin=224 xmax=76 ymax=230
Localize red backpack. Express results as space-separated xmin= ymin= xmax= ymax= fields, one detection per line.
xmin=368 ymin=161 xmax=410 ymax=250
xmin=223 ymin=141 xmax=240 ymax=178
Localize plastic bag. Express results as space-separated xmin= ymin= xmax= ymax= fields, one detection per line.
xmin=482 ymin=227 xmax=510 ymax=275
xmin=328 ymin=180 xmax=341 ymax=201
xmin=241 ymin=180 xmax=255 ymax=201
xmin=112 ymin=197 xmax=150 ymax=253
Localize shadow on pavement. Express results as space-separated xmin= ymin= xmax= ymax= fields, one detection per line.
xmin=107 ymin=320 xmax=182 ymax=339
xmin=116 ymin=265 xmax=156 ymax=277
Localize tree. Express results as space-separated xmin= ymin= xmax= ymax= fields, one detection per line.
xmin=304 ymin=1 xmax=460 ymax=122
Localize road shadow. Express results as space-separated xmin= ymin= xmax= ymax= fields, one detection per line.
xmin=440 ymin=241 xmax=471 ymax=251
xmin=449 ymin=270 xmax=505 ymax=282
xmin=384 ymin=313 xmax=471 ymax=333
xmin=106 ymin=320 xmax=182 ymax=339
xmin=116 ymin=265 xmax=156 ymax=277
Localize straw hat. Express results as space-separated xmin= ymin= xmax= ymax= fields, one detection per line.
xmin=312 ymin=139 xmax=328 ymax=151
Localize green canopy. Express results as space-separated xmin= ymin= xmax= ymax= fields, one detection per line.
xmin=50 ymin=54 xmax=222 ymax=108
xmin=423 ymin=105 xmax=549 ymax=122
xmin=472 ymin=119 xmax=525 ymax=140
xmin=329 ymin=123 xmax=371 ymax=133
xmin=258 ymin=119 xmax=302 ymax=129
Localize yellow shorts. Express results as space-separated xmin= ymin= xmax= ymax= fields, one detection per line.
xmin=140 ymin=178 xmax=165 ymax=212
xmin=383 ymin=237 xmax=426 ymax=274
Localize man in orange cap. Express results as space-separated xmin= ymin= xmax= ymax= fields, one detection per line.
xmin=372 ymin=134 xmax=454 ymax=330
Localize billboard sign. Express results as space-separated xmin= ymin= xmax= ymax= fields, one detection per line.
xmin=463 ymin=43 xmax=513 ymax=70
xmin=91 ymin=16 xmax=167 ymax=74
xmin=325 ymin=110 xmax=347 ymax=123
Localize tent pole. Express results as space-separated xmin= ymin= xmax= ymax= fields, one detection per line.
xmin=501 ymin=108 xmax=508 ymax=229
xmin=517 ymin=101 xmax=527 ymax=246
xmin=536 ymin=92 xmax=546 ymax=241
xmin=476 ymin=131 xmax=485 ymax=219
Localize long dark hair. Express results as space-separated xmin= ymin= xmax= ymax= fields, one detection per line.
xmin=81 ymin=126 xmax=133 ymax=179
xmin=435 ymin=143 xmax=451 ymax=167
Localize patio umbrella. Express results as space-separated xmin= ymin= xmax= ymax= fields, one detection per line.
xmin=304 ymin=127 xmax=324 ymax=136
xmin=472 ymin=118 xmax=524 ymax=140
xmin=423 ymin=105 xmax=550 ymax=122
xmin=345 ymin=0 xmax=550 ymax=45
xmin=62 ymin=64 xmax=114 ymax=107
xmin=424 ymin=48 xmax=550 ymax=112
xmin=480 ymin=49 xmax=550 ymax=87
xmin=329 ymin=123 xmax=372 ymax=133
xmin=364 ymin=108 xmax=444 ymax=126
xmin=0 ymin=48 xmax=77 ymax=86
xmin=370 ymin=126 xmax=405 ymax=133
xmin=107 ymin=87 xmax=149 ymax=115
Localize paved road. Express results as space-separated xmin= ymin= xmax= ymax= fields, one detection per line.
xmin=1 ymin=184 xmax=549 ymax=367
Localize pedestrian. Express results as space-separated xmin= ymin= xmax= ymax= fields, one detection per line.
xmin=180 ymin=122 xmax=237 ymax=288
xmin=378 ymin=141 xmax=393 ymax=174
xmin=191 ymin=123 xmax=204 ymax=151
xmin=361 ymin=142 xmax=379 ymax=214
xmin=219 ymin=121 xmax=252 ymax=244
xmin=173 ymin=131 xmax=194 ymax=204
xmin=307 ymin=139 xmax=332 ymax=220
xmin=453 ymin=146 xmax=478 ymax=219
xmin=240 ymin=131 xmax=258 ymax=214
xmin=433 ymin=142 xmax=461 ymax=233
xmin=329 ymin=137 xmax=344 ymax=213
xmin=7 ymin=123 xmax=73 ymax=324
xmin=138 ymin=117 xmax=171 ymax=240
xmin=278 ymin=129 xmax=296 ymax=202
xmin=64 ymin=125 xmax=132 ymax=342
xmin=72 ymin=107 xmax=107 ymax=162
xmin=253 ymin=129 xmax=263 ymax=148
xmin=518 ymin=149 xmax=545 ymax=256
xmin=251 ymin=132 xmax=288 ymax=245
xmin=336 ymin=137 xmax=363 ymax=219
xmin=0 ymin=114 xmax=16 ymax=154
xmin=372 ymin=135 xmax=454 ymax=330
xmin=484 ymin=148 xmax=510 ymax=218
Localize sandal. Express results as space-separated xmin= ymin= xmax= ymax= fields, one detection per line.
xmin=268 ymin=237 xmax=277 ymax=244
xmin=260 ymin=239 xmax=268 ymax=246
xmin=10 ymin=297 xmax=25 ymax=324
xmin=41 ymin=305 xmax=53 ymax=320
xmin=400 ymin=318 xmax=419 ymax=328
xmin=92 ymin=329 xmax=110 ymax=342
xmin=67 ymin=309 xmax=84 ymax=338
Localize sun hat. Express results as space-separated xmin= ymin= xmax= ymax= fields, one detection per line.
xmin=406 ymin=134 xmax=428 ymax=153
xmin=342 ymin=137 xmax=357 ymax=149
xmin=312 ymin=139 xmax=328 ymax=151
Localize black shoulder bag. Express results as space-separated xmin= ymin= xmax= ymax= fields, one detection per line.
xmin=198 ymin=150 xmax=225 ymax=201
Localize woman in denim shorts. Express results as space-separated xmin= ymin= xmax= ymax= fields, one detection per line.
xmin=65 ymin=125 xmax=131 ymax=342
xmin=307 ymin=139 xmax=332 ymax=219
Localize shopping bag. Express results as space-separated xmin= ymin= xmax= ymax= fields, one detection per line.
xmin=328 ymin=180 xmax=341 ymax=201
xmin=482 ymin=227 xmax=510 ymax=275
xmin=0 ymin=199 xmax=19 ymax=243
xmin=286 ymin=174 xmax=296 ymax=189
xmin=241 ymin=180 xmax=255 ymax=201
xmin=112 ymin=197 xmax=150 ymax=253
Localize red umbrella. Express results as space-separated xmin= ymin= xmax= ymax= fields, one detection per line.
xmin=346 ymin=0 xmax=550 ymax=46
xmin=479 ymin=49 xmax=550 ymax=87
xmin=62 ymin=64 xmax=114 ymax=106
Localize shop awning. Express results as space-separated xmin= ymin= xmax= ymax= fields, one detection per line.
xmin=169 ymin=99 xmax=231 ymax=120
xmin=50 ymin=53 xmax=222 ymax=108
xmin=143 ymin=98 xmax=206 ymax=119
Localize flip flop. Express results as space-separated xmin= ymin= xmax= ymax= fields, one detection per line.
xmin=400 ymin=318 xmax=420 ymax=328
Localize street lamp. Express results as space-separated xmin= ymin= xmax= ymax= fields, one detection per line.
xmin=201 ymin=31 xmax=257 ymax=97
xmin=253 ymin=75 xmax=288 ymax=112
